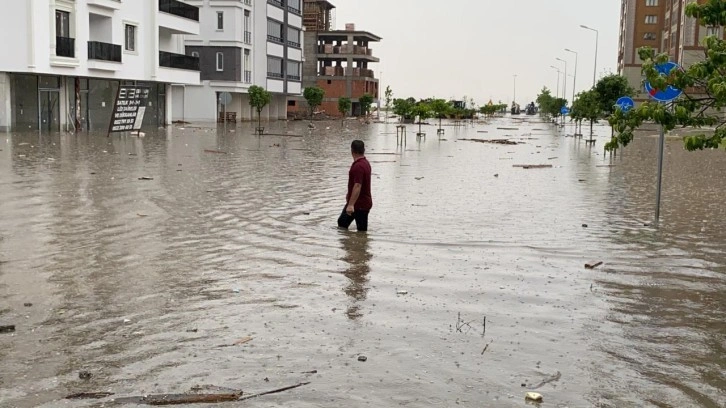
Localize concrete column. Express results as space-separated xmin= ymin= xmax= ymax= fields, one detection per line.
xmin=0 ymin=73 xmax=12 ymax=131
xmin=59 ymin=76 xmax=69 ymax=131
xmin=165 ymin=85 xmax=172 ymax=125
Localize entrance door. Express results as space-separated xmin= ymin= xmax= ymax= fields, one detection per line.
xmin=39 ymin=90 xmax=61 ymax=132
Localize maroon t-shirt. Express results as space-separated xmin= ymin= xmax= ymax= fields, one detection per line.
xmin=347 ymin=157 xmax=373 ymax=211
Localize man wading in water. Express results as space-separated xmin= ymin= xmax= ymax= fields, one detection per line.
xmin=338 ymin=140 xmax=372 ymax=232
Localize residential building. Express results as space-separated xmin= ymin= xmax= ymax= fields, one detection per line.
xmin=288 ymin=0 xmax=381 ymax=118
xmin=179 ymin=0 xmax=304 ymax=122
xmin=618 ymin=0 xmax=666 ymax=100
xmin=618 ymin=0 xmax=725 ymax=101
xmin=0 ymin=0 xmax=201 ymax=132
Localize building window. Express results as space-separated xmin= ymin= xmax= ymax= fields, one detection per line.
xmin=645 ymin=15 xmax=657 ymax=24
xmin=288 ymin=0 xmax=301 ymax=13
xmin=55 ymin=10 xmax=70 ymax=37
xmin=646 ymin=0 xmax=658 ymax=6
xmin=267 ymin=19 xmax=283 ymax=43
xmin=267 ymin=56 xmax=283 ymax=78
xmin=288 ymin=100 xmax=296 ymax=106
xmin=125 ymin=24 xmax=136 ymax=52
xmin=216 ymin=52 xmax=224 ymax=71
xmin=287 ymin=60 xmax=301 ymax=81
xmin=287 ymin=27 xmax=301 ymax=48
xmin=706 ymin=26 xmax=721 ymax=37
xmin=643 ymin=32 xmax=656 ymax=40
xmin=217 ymin=11 xmax=224 ymax=30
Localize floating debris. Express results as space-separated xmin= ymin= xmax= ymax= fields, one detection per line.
xmin=460 ymin=138 xmax=520 ymax=145
xmin=585 ymin=261 xmax=603 ymax=269
xmin=525 ymin=392 xmax=543 ymax=402
xmin=513 ymin=164 xmax=553 ymax=169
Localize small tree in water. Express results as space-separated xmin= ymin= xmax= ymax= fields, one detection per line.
xmin=429 ymin=99 xmax=452 ymax=130
xmin=384 ymin=86 xmax=393 ymax=122
xmin=359 ymin=94 xmax=374 ymax=118
xmin=248 ymin=85 xmax=271 ymax=132
xmin=303 ymin=87 xmax=325 ymax=120
xmin=412 ymin=102 xmax=432 ymax=135
xmin=338 ymin=97 xmax=351 ymax=127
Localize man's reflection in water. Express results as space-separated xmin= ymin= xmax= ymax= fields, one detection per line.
xmin=339 ymin=232 xmax=371 ymax=320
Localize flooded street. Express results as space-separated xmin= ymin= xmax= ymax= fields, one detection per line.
xmin=0 ymin=118 xmax=724 ymax=407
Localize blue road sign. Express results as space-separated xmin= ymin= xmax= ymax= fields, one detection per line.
xmin=561 ymin=106 xmax=570 ymax=115
xmin=644 ymin=62 xmax=682 ymax=102
xmin=615 ymin=96 xmax=635 ymax=112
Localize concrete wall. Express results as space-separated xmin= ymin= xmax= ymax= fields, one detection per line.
xmin=0 ymin=73 xmax=11 ymax=131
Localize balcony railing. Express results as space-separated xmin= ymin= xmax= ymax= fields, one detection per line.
xmin=244 ymin=31 xmax=252 ymax=44
xmin=244 ymin=70 xmax=252 ymax=83
xmin=56 ymin=36 xmax=75 ymax=58
xmin=318 ymin=44 xmax=374 ymax=57
xmin=159 ymin=0 xmax=199 ymax=21
xmin=267 ymin=35 xmax=284 ymax=44
xmin=287 ymin=40 xmax=300 ymax=48
xmin=267 ymin=71 xmax=283 ymax=79
xmin=88 ymin=41 xmax=121 ymax=62
xmin=288 ymin=5 xmax=301 ymax=14
xmin=287 ymin=74 xmax=301 ymax=81
xmin=268 ymin=0 xmax=283 ymax=8
xmin=159 ymin=51 xmax=200 ymax=70
xmin=244 ymin=0 xmax=252 ymax=5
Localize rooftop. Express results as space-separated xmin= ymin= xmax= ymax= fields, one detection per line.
xmin=317 ymin=30 xmax=382 ymax=42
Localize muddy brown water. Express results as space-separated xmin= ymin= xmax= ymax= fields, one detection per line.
xmin=0 ymin=118 xmax=724 ymax=407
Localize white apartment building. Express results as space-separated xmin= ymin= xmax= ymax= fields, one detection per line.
xmin=178 ymin=0 xmax=304 ymax=122
xmin=0 ymin=0 xmax=201 ymax=132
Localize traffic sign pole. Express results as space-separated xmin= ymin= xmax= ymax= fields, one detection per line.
xmin=655 ymin=122 xmax=665 ymax=224
xmin=644 ymin=63 xmax=682 ymax=226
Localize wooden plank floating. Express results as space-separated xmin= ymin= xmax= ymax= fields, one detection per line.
xmin=585 ymin=261 xmax=604 ymax=269
xmin=496 ymin=127 xmax=519 ymax=130
xmin=460 ymin=138 xmax=520 ymax=145
xmin=513 ymin=164 xmax=553 ymax=169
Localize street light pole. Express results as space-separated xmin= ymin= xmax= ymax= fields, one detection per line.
xmin=550 ymin=66 xmax=561 ymax=99
xmin=556 ymin=57 xmax=568 ymax=103
xmin=580 ymin=25 xmax=599 ymax=86
xmin=565 ymin=48 xmax=578 ymax=103
xmin=513 ymin=74 xmax=518 ymax=104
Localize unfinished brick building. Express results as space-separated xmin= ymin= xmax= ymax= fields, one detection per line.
xmin=287 ymin=0 xmax=381 ymax=118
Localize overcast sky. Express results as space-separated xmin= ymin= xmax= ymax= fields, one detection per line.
xmin=333 ymin=0 xmax=620 ymax=105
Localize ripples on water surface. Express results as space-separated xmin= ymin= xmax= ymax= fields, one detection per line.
xmin=0 ymin=118 xmax=724 ymax=407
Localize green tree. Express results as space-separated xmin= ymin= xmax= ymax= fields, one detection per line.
xmin=608 ymin=1 xmax=726 ymax=152
xmin=571 ymin=90 xmax=601 ymax=141
xmin=384 ymin=86 xmax=393 ymax=122
xmin=429 ymin=99 xmax=452 ymax=129
xmin=594 ymin=74 xmax=635 ymax=117
xmin=412 ymin=101 xmax=431 ymax=135
xmin=393 ymin=97 xmax=416 ymax=121
xmin=359 ymin=93 xmax=374 ymax=117
xmin=338 ymin=97 xmax=351 ymax=126
xmin=248 ymin=85 xmax=271 ymax=131
xmin=536 ymin=87 xmax=554 ymax=120
xmin=303 ymin=87 xmax=325 ymax=120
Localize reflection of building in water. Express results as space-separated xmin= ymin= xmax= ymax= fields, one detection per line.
xmin=0 ymin=0 xmax=201 ymax=132
xmin=339 ymin=232 xmax=371 ymax=320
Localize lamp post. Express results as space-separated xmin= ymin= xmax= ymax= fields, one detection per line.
xmin=580 ymin=25 xmax=599 ymax=86
xmin=556 ymin=57 xmax=568 ymax=104
xmin=564 ymin=48 xmax=578 ymax=103
xmin=550 ymin=66 xmax=561 ymax=99
xmin=513 ymin=74 xmax=518 ymax=104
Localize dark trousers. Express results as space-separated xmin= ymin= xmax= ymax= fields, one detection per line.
xmin=337 ymin=207 xmax=369 ymax=231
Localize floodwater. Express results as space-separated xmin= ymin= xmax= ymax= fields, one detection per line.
xmin=0 ymin=117 xmax=724 ymax=408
